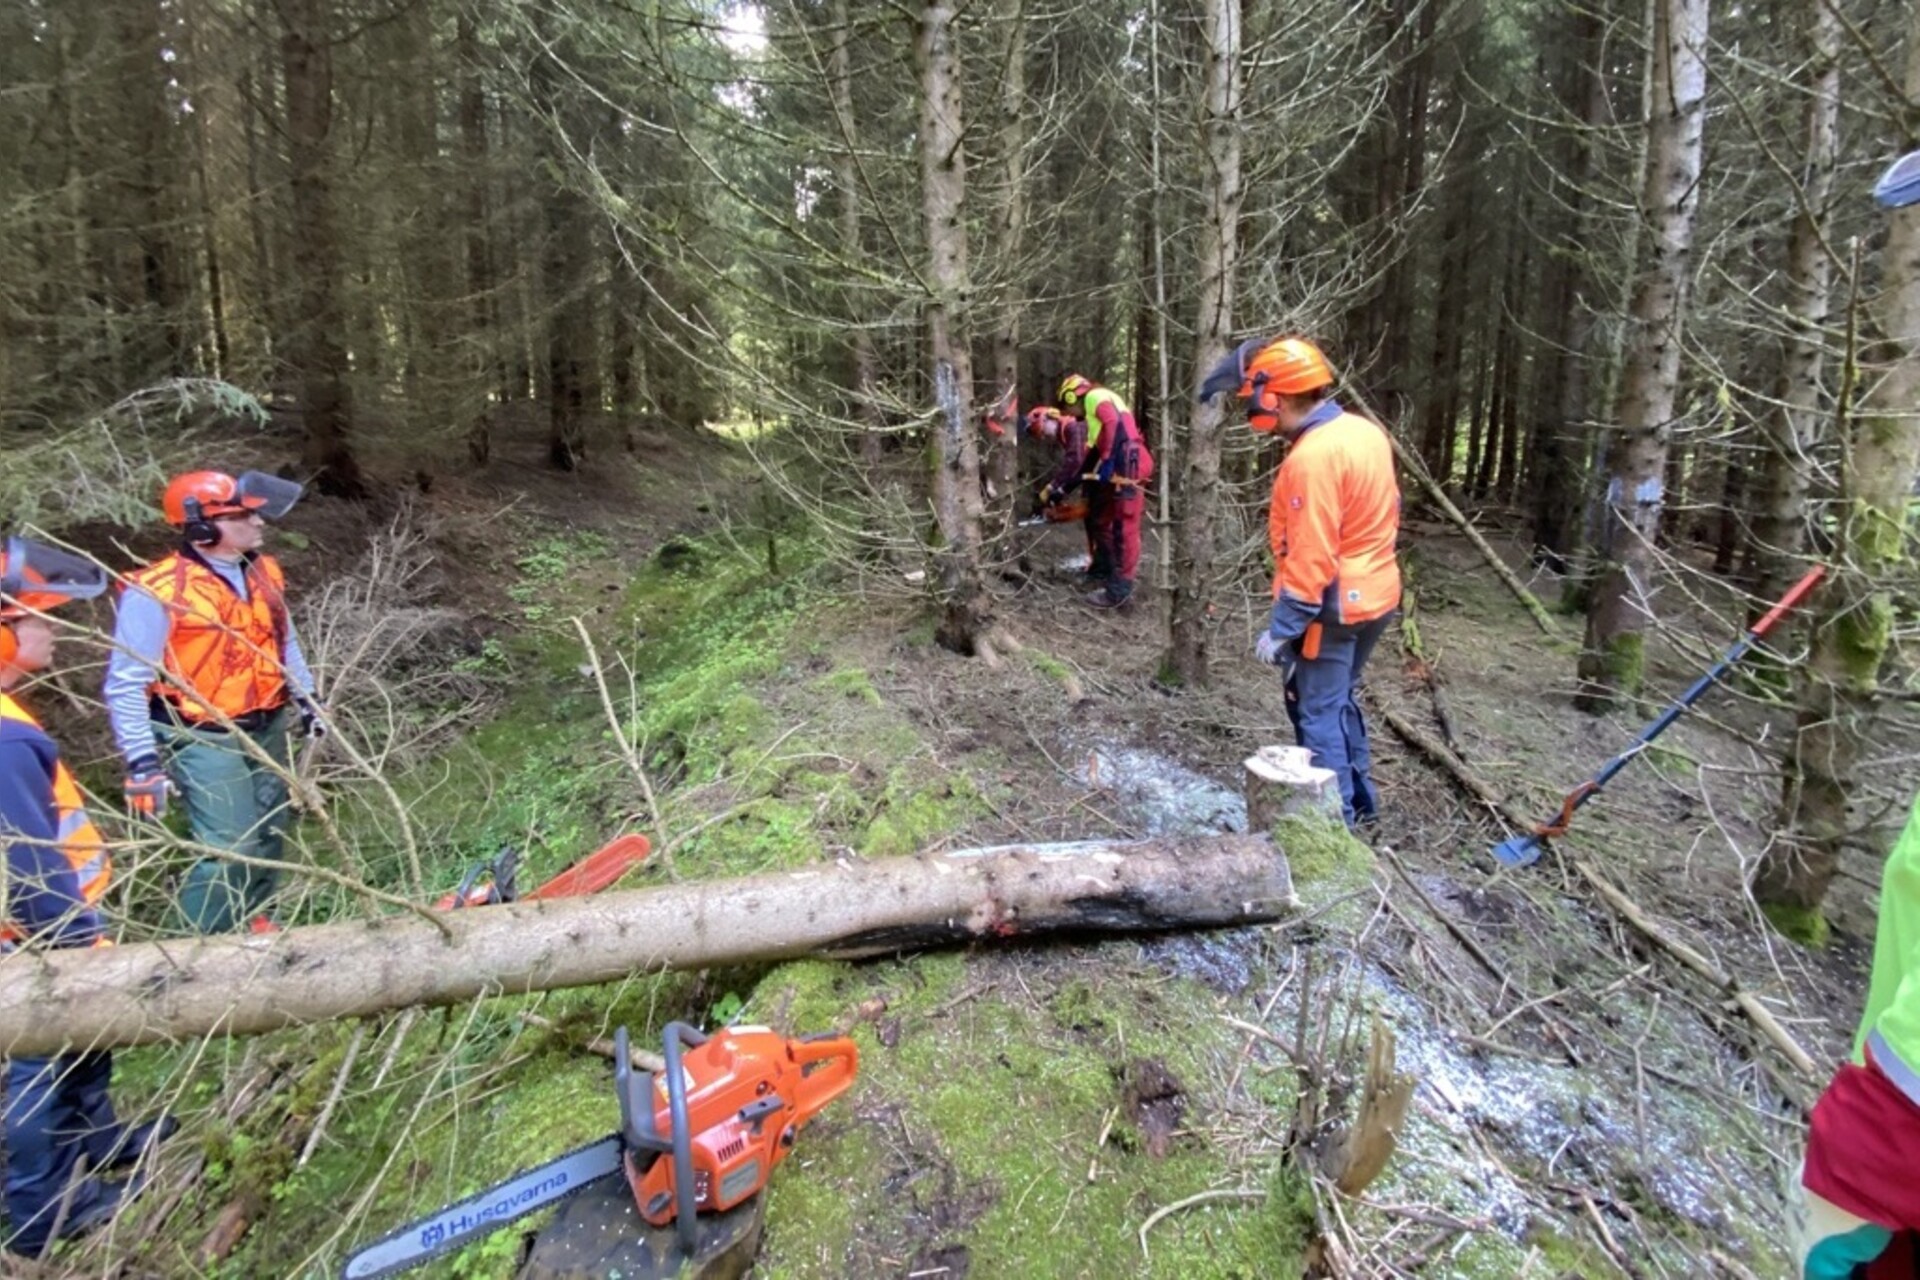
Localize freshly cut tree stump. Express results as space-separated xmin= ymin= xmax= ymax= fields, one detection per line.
xmin=1244 ymin=745 xmax=1342 ymax=833
xmin=0 ymin=835 xmax=1293 ymax=1056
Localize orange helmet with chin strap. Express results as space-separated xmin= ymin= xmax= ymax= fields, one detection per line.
xmin=0 ymin=536 xmax=108 ymax=667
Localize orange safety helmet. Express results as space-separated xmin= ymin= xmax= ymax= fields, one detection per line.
xmin=0 ymin=535 xmax=108 ymax=666
xmin=1198 ymin=337 xmax=1335 ymax=433
xmin=1057 ymin=374 xmax=1094 ymax=409
xmin=162 ymin=470 xmax=303 ymax=545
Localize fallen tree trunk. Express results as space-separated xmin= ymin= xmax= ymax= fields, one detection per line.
xmin=0 ymin=835 xmax=1292 ymax=1056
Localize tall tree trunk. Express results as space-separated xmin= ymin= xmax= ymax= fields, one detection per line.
xmin=280 ymin=0 xmax=364 ymax=496
xmin=1576 ymin=0 xmax=1709 ymax=710
xmin=1166 ymin=0 xmax=1242 ymax=688
xmin=458 ymin=8 xmax=495 ymax=465
xmin=181 ymin=0 xmax=231 ymax=379
xmin=1528 ymin=9 xmax=1606 ymax=570
xmin=984 ymin=0 xmax=1027 ymax=538
xmin=829 ymin=0 xmax=884 ymax=467
xmin=1757 ymin=3 xmax=1920 ymax=918
xmin=917 ymin=0 xmax=992 ymax=654
xmin=1748 ymin=0 xmax=1841 ymax=617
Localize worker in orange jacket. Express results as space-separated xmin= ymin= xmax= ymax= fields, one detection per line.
xmin=103 ymin=470 xmax=320 ymax=934
xmin=1201 ymin=337 xmax=1401 ymax=825
xmin=1055 ymin=374 xmax=1153 ymax=610
xmin=2 ymin=536 xmax=172 ymax=1257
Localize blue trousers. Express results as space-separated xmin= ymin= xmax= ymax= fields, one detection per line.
xmin=4 ymin=1051 xmax=117 ymax=1256
xmin=1282 ymin=613 xmax=1392 ymax=825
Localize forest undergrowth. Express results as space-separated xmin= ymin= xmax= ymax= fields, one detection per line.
xmin=28 ymin=437 xmax=1892 ymax=1280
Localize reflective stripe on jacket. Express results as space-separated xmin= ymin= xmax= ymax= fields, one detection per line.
xmin=0 ymin=692 xmax=109 ymax=908
xmin=1859 ymin=793 xmax=1920 ymax=1109
xmin=1268 ymin=407 xmax=1401 ymax=625
xmin=127 ymin=550 xmax=290 ymax=721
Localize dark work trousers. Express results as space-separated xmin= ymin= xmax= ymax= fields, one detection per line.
xmin=1282 ymin=612 xmax=1393 ymax=824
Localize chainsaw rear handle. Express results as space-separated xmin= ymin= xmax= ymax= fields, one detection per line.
xmin=787 ymin=1034 xmax=859 ymax=1128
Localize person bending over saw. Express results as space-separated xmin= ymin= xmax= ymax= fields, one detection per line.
xmin=1053 ymin=374 xmax=1154 ymax=612
xmin=103 ymin=469 xmax=323 ymax=935
xmin=1200 ymin=337 xmax=1400 ymax=827
xmin=1 ymin=536 xmax=175 ymax=1258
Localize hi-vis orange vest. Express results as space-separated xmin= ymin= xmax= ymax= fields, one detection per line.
xmin=129 ymin=551 xmax=290 ymax=722
xmin=0 ymin=692 xmax=111 ymax=909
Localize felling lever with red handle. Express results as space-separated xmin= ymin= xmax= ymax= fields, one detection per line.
xmin=341 ymin=1021 xmax=858 ymax=1279
xmin=431 ymin=832 xmax=653 ymax=910
xmin=1492 ymin=565 xmax=1827 ymax=868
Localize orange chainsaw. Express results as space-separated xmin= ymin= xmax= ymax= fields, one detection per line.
xmin=341 ymin=1021 xmax=858 ymax=1279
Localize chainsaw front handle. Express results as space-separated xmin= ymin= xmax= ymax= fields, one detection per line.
xmin=787 ymin=1034 xmax=859 ymax=1127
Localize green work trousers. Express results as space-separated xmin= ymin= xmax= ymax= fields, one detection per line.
xmin=156 ymin=707 xmax=293 ymax=935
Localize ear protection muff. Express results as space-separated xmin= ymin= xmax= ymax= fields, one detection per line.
xmin=1249 ymin=369 xmax=1280 ymax=415
xmin=0 ymin=621 xmax=16 ymax=669
xmin=182 ymin=496 xmax=221 ymax=548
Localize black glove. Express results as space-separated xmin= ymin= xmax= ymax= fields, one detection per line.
xmin=297 ymin=697 xmax=327 ymax=740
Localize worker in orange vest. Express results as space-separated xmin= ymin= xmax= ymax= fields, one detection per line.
xmin=2 ymin=536 xmax=172 ymax=1256
xmin=1201 ymin=337 xmax=1401 ymax=825
xmin=103 ymin=470 xmax=321 ymax=934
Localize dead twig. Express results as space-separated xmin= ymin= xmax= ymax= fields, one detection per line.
xmin=1137 ymin=1187 xmax=1266 ymax=1259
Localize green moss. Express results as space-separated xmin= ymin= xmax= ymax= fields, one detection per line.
xmin=1603 ymin=631 xmax=1645 ymax=696
xmin=858 ymin=767 xmax=982 ymax=858
xmin=813 ymin=667 xmax=883 ymax=706
xmin=1763 ymin=899 xmax=1831 ymax=947
xmin=1835 ymin=597 xmax=1893 ymax=688
xmin=1272 ymin=812 xmax=1373 ymax=897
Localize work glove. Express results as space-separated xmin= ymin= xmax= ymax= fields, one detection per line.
xmin=124 ymin=756 xmax=173 ymax=820
xmin=1253 ymin=632 xmax=1285 ymax=667
xmin=296 ymin=697 xmax=327 ymax=740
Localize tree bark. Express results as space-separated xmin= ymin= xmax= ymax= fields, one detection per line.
xmin=1527 ymin=10 xmax=1606 ymax=570
xmin=1748 ymin=0 xmax=1841 ymax=616
xmin=829 ymin=0 xmax=885 ymax=468
xmin=0 ymin=836 xmax=1294 ymax=1056
xmin=1166 ymin=0 xmax=1242 ymax=689
xmin=458 ymin=9 xmax=496 ymax=465
xmin=1758 ymin=2 xmax=1920 ymax=914
xmin=1576 ymin=0 xmax=1708 ymax=710
xmin=917 ymin=0 xmax=992 ymax=654
xmin=280 ymin=0 xmax=365 ymax=496
xmin=981 ymin=0 xmax=1027 ymax=541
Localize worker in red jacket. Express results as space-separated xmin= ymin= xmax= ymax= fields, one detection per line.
xmin=1 ymin=536 xmax=172 ymax=1257
xmin=1055 ymin=374 xmax=1154 ymax=611
xmin=1201 ymin=337 xmax=1401 ymax=825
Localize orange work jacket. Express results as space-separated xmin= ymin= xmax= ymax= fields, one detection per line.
xmin=1268 ymin=409 xmax=1401 ymax=625
xmin=0 ymin=691 xmax=111 ymax=909
xmin=129 ymin=551 xmax=291 ymax=722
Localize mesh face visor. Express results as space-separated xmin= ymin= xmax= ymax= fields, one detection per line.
xmin=1875 ymin=149 xmax=1920 ymax=210
xmin=233 ymin=471 xmax=304 ymax=519
xmin=0 ymin=536 xmax=108 ymax=617
xmin=1197 ymin=338 xmax=1266 ymax=404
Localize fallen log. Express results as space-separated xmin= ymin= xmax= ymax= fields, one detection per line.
xmin=0 ymin=835 xmax=1293 ymax=1056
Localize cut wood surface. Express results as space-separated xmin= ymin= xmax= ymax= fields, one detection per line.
xmin=0 ymin=836 xmax=1293 ymax=1056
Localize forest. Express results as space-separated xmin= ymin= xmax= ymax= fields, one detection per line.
xmin=1 ymin=0 xmax=1918 ymax=1274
